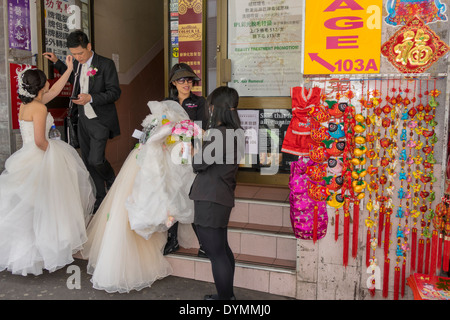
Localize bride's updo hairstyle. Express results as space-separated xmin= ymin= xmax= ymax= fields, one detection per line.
xmin=18 ymin=69 xmax=47 ymax=104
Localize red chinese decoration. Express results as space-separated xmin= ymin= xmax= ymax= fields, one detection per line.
xmin=381 ymin=16 xmax=449 ymax=73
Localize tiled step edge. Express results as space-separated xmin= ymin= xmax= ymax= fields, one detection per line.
xmin=169 ymin=247 xmax=296 ymax=274
xmin=232 ymin=198 xmax=293 ymax=233
xmin=166 ymin=254 xmax=297 ymax=298
xmin=228 ymin=224 xmax=295 ymax=239
xmin=235 ymin=198 xmax=290 ymax=207
xmin=168 ymin=251 xmax=296 ymax=275
xmin=170 ymin=197 xmax=297 ymax=275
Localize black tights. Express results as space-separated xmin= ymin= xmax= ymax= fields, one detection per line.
xmin=195 ymin=225 xmax=235 ymax=300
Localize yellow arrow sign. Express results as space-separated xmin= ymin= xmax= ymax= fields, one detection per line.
xmin=304 ymin=0 xmax=382 ymax=75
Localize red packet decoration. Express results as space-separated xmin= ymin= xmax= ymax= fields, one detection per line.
xmin=385 ymin=0 xmax=448 ymax=26
xmin=381 ymin=16 xmax=450 ymax=73
xmin=407 ymin=273 xmax=450 ymax=300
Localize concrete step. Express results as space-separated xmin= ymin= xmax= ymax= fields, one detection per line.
xmin=230 ymin=198 xmax=292 ymax=231
xmin=167 ymin=185 xmax=298 ymax=298
xmin=167 ymin=249 xmax=297 ymax=298
xmin=182 ymin=223 xmax=297 ymax=262
xmin=228 ymin=225 xmax=296 ymax=261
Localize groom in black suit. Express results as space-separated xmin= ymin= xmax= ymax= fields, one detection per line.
xmin=44 ymin=31 xmax=121 ymax=212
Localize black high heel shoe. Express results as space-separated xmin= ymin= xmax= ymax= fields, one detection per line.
xmin=163 ymin=236 xmax=179 ymax=255
xmin=197 ymin=247 xmax=208 ymax=258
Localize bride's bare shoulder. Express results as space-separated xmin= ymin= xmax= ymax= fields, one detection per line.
xmin=19 ymin=101 xmax=48 ymax=121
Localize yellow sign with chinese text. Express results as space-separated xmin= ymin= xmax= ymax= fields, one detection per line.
xmin=303 ymin=0 xmax=382 ymax=74
xmin=179 ymin=23 xmax=203 ymax=42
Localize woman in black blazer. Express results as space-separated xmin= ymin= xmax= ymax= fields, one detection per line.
xmin=189 ymin=86 xmax=245 ymax=300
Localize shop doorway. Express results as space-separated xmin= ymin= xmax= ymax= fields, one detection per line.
xmin=165 ymin=0 xmax=292 ymax=188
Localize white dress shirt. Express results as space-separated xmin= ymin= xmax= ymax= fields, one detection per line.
xmin=80 ymin=53 xmax=97 ymax=119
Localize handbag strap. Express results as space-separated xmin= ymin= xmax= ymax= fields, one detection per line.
xmin=68 ymin=63 xmax=82 ymax=117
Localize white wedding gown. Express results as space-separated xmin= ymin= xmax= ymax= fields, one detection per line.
xmin=126 ymin=101 xmax=197 ymax=239
xmin=0 ymin=114 xmax=95 ymax=276
xmin=82 ymin=100 xmax=197 ymax=293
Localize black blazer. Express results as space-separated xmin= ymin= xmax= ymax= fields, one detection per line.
xmin=54 ymin=53 xmax=122 ymax=139
xmin=189 ymin=126 xmax=244 ymax=208
xmin=165 ymin=93 xmax=207 ymax=130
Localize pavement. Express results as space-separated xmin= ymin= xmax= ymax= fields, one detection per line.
xmin=0 ymin=258 xmax=294 ymax=301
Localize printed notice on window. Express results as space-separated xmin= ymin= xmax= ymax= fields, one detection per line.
xmin=228 ymin=0 xmax=303 ymax=97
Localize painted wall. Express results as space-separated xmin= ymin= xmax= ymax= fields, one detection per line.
xmin=93 ymin=0 xmax=166 ymax=172
xmin=93 ymin=0 xmax=164 ymax=74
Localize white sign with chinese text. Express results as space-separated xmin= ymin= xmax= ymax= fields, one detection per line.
xmin=228 ymin=0 xmax=303 ymax=97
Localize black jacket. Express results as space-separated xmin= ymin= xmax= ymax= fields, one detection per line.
xmin=189 ymin=126 xmax=244 ymax=207
xmin=54 ymin=54 xmax=121 ymax=139
xmin=165 ymin=93 xmax=207 ymax=130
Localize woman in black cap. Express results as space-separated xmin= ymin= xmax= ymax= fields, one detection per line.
xmin=164 ymin=63 xmax=207 ymax=256
xmin=167 ymin=63 xmax=207 ymax=129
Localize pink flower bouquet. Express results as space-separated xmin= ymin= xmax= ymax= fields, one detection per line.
xmin=171 ymin=120 xmax=202 ymax=164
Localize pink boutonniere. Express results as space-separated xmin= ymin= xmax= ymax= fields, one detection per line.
xmin=87 ymin=66 xmax=98 ymax=78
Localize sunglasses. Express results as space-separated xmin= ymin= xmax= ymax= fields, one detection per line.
xmin=175 ymin=78 xmax=194 ymax=84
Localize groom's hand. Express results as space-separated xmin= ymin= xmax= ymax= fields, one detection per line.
xmin=73 ymin=94 xmax=92 ymax=106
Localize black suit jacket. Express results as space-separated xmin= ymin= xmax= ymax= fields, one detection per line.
xmin=54 ymin=53 xmax=122 ymax=139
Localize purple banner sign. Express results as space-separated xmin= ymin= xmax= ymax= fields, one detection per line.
xmin=8 ymin=0 xmax=31 ymax=51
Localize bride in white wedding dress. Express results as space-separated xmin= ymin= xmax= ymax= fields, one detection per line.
xmin=82 ymin=100 xmax=198 ymax=293
xmin=0 ymin=58 xmax=95 ymax=276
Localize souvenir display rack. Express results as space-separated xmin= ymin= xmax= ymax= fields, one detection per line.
xmin=285 ymin=72 xmax=450 ymax=299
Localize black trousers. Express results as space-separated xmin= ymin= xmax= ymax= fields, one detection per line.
xmin=195 ymin=225 xmax=235 ymax=300
xmin=77 ymin=113 xmax=116 ymax=201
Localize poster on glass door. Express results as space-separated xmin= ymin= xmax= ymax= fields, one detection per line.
xmin=228 ymin=0 xmax=303 ymax=97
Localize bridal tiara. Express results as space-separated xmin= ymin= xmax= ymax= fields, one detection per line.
xmin=16 ymin=65 xmax=37 ymax=99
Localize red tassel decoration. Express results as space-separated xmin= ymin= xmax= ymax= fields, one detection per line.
xmin=343 ymin=212 xmax=350 ymax=267
xmin=393 ymin=266 xmax=400 ymax=300
xmin=366 ymin=230 xmax=371 ymax=268
xmin=383 ymin=258 xmax=390 ymax=298
xmin=352 ymin=201 xmax=359 ymax=259
xmin=430 ymin=230 xmax=438 ymax=276
xmin=401 ymin=260 xmax=406 ymax=298
xmin=335 ymin=210 xmax=339 ymax=242
xmin=378 ymin=208 xmax=385 ymax=248
xmin=418 ymin=238 xmax=425 ymax=274
xmin=313 ymin=205 xmax=318 ymax=244
xmin=444 ymin=236 xmax=450 ymax=272
xmin=411 ymin=228 xmax=417 ymax=271
xmin=425 ymin=238 xmax=431 ymax=274
xmin=384 ymin=213 xmax=391 ymax=257
xmin=437 ymin=233 xmax=443 ymax=272
xmin=368 ymin=284 xmax=376 ymax=297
